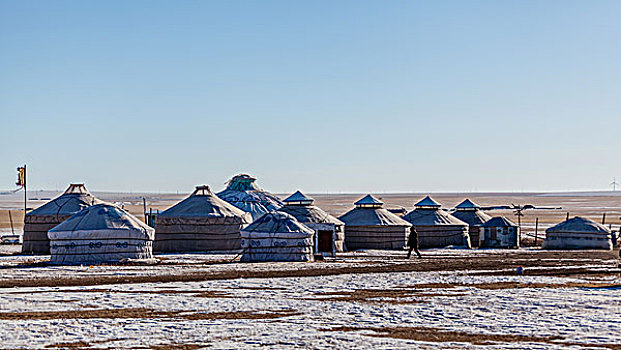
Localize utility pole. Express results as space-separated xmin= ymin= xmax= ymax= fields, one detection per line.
xmin=24 ymin=164 xmax=27 ymax=215
xmin=534 ymin=217 xmax=539 ymax=245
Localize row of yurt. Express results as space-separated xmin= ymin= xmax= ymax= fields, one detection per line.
xmin=402 ymin=196 xmax=471 ymax=249
xmin=277 ymin=191 xmax=345 ymax=255
xmin=338 ymin=195 xmax=411 ymax=250
xmin=23 ymin=184 xmax=102 ymax=254
xmin=451 ymin=199 xmax=491 ymax=248
xmin=543 ymin=216 xmax=612 ymax=250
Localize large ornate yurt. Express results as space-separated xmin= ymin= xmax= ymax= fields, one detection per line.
xmin=403 ymin=196 xmax=471 ymax=249
xmin=23 ymin=184 xmax=102 ymax=254
xmin=480 ymin=216 xmax=519 ymax=248
xmin=451 ymin=199 xmax=492 ymax=247
xmin=543 ymin=216 xmax=612 ymax=250
xmin=277 ymin=190 xmax=345 ymax=255
xmin=338 ymin=194 xmax=411 ymax=250
xmin=48 ymin=203 xmax=154 ymax=264
xmin=240 ymin=212 xmax=314 ymax=262
xmin=154 ymin=185 xmax=252 ymax=253
xmin=216 ymin=174 xmax=282 ymax=220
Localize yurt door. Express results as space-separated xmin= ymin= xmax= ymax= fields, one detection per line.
xmin=317 ymin=231 xmax=332 ymax=253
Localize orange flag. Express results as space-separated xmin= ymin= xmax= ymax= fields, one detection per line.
xmin=16 ymin=166 xmax=25 ymax=187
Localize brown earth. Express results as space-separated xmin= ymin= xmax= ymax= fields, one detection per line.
xmin=324 ymin=326 xmax=621 ymax=349
xmin=0 ymin=307 xmax=300 ymax=321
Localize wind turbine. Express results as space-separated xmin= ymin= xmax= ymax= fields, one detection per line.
xmin=611 ymin=177 xmax=619 ymax=191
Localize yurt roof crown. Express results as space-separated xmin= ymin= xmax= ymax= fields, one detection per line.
xmin=354 ymin=194 xmax=383 ymax=208
xmin=192 ymin=185 xmax=213 ymax=196
xmin=415 ymin=196 xmax=442 ymax=209
xmin=225 ymin=174 xmax=261 ymax=191
xmin=283 ymin=190 xmax=314 ymax=206
xmin=64 ymin=183 xmax=90 ymax=194
xmin=454 ymin=199 xmax=480 ymax=211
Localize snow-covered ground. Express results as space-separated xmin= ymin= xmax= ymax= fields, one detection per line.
xmin=0 ymin=250 xmax=620 ymax=349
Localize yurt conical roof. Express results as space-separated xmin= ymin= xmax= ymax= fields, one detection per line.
xmin=242 ymin=212 xmax=314 ymax=235
xmin=50 ymin=203 xmax=153 ymax=234
xmin=278 ymin=191 xmax=343 ymax=226
xmin=339 ymin=195 xmax=411 ymax=226
xmin=26 ymin=184 xmax=101 ymax=219
xmin=403 ymin=208 xmax=467 ymax=226
xmin=452 ymin=208 xmax=492 ymax=226
xmin=545 ymin=216 xmax=611 ymax=234
xmin=482 ymin=216 xmax=518 ymax=227
xmin=404 ymin=197 xmax=467 ymax=226
xmin=158 ymin=185 xmax=251 ymax=223
xmin=216 ymin=174 xmax=282 ymax=220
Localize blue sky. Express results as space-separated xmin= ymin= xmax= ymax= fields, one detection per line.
xmin=1 ymin=0 xmax=620 ymax=193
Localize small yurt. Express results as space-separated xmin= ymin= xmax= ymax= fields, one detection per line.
xmin=480 ymin=216 xmax=519 ymax=248
xmin=48 ymin=203 xmax=154 ymax=264
xmin=403 ymin=196 xmax=471 ymax=249
xmin=338 ymin=194 xmax=412 ymax=250
xmin=277 ymin=190 xmax=345 ymax=256
xmin=543 ymin=216 xmax=612 ymax=250
xmin=451 ymin=199 xmax=492 ymax=248
xmin=23 ymin=184 xmax=102 ymax=254
xmin=240 ymin=212 xmax=314 ymax=262
xmin=216 ymin=174 xmax=282 ymax=220
xmin=154 ymin=185 xmax=253 ymax=253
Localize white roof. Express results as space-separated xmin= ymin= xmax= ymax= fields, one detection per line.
xmin=546 ymin=216 xmax=610 ymax=234
xmin=158 ymin=185 xmax=252 ymax=222
xmin=49 ymin=204 xmax=153 ymax=234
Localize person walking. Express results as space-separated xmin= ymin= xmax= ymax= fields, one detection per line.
xmin=406 ymin=227 xmax=422 ymax=259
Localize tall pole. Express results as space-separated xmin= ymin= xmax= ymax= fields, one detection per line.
xmin=23 ymin=164 xmax=27 ymax=215
xmin=534 ymin=217 xmax=539 ymax=245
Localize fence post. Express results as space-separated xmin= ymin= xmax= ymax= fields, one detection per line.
xmin=534 ymin=217 xmax=539 ymax=246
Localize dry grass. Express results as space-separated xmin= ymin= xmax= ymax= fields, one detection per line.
xmin=1 ymin=250 xmax=618 ymax=289
xmin=149 ymin=344 xmax=204 ymax=350
xmin=324 ymin=326 xmax=621 ymax=349
xmin=400 ymin=281 xmax=621 ymax=290
xmin=0 ymin=307 xmax=300 ymax=321
xmin=5 ymin=288 xmax=233 ymax=298
xmin=308 ymin=288 xmax=464 ymax=304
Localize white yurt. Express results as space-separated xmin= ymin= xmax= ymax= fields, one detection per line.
xmin=23 ymin=184 xmax=102 ymax=254
xmin=277 ymin=190 xmax=345 ymax=255
xmin=216 ymin=174 xmax=282 ymax=220
xmin=154 ymin=185 xmax=253 ymax=253
xmin=480 ymin=216 xmax=520 ymax=248
xmin=543 ymin=216 xmax=612 ymax=250
xmin=451 ymin=199 xmax=492 ymax=248
xmin=402 ymin=196 xmax=471 ymax=249
xmin=48 ymin=203 xmax=154 ymax=264
xmin=338 ymin=194 xmax=412 ymax=250
xmin=240 ymin=212 xmax=314 ymax=262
